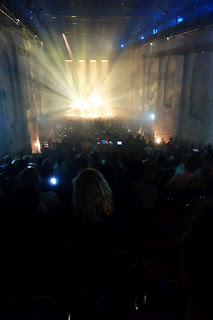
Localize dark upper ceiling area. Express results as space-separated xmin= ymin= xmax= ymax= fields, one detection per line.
xmin=1 ymin=0 xmax=213 ymax=53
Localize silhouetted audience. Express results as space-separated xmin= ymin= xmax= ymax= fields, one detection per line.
xmin=181 ymin=208 xmax=213 ymax=320
xmin=0 ymin=119 xmax=213 ymax=319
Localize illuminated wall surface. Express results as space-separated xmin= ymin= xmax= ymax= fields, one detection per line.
xmin=119 ymin=26 xmax=213 ymax=144
xmin=0 ymin=26 xmax=47 ymax=155
xmin=0 ymin=10 xmax=213 ymax=155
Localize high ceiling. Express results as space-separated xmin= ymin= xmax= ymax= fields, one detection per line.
xmin=1 ymin=0 xmax=213 ymax=56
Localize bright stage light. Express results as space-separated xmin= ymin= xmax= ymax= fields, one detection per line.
xmin=70 ymin=92 xmax=107 ymax=118
xmin=66 ymin=113 xmax=76 ymax=117
xmin=150 ymin=113 xmax=155 ymax=120
xmin=177 ymin=16 xmax=184 ymax=24
xmin=73 ymin=98 xmax=87 ymax=108
xmin=88 ymin=93 xmax=101 ymax=107
xmin=32 ymin=139 xmax=41 ymax=154
xmin=80 ymin=114 xmax=100 ymax=118
xmin=103 ymin=113 xmax=113 ymax=117
xmin=50 ymin=177 xmax=57 ymax=185
xmin=155 ymin=137 xmax=161 ymax=144
xmin=35 ymin=140 xmax=41 ymax=151
xmin=78 ymin=99 xmax=89 ymax=114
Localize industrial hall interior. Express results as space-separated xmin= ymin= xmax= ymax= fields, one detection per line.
xmin=0 ymin=1 xmax=213 ymax=320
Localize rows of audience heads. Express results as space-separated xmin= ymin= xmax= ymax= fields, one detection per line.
xmin=0 ymin=118 xmax=213 ymax=319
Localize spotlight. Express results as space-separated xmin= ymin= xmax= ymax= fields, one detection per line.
xmin=150 ymin=113 xmax=155 ymax=120
xmin=150 ymin=42 xmax=153 ymax=46
xmin=153 ymin=28 xmax=158 ymax=34
xmin=15 ymin=18 xmax=20 ymax=24
xmin=177 ymin=16 xmax=184 ymax=24
xmin=155 ymin=137 xmax=161 ymax=144
xmin=88 ymin=93 xmax=101 ymax=107
xmin=73 ymin=98 xmax=88 ymax=110
xmin=66 ymin=113 xmax=76 ymax=117
xmin=49 ymin=177 xmax=57 ymax=185
xmin=121 ymin=44 xmax=124 ymax=48
xmin=140 ymin=36 xmax=144 ymax=40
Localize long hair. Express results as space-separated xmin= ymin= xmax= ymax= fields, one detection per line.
xmin=73 ymin=168 xmax=113 ymax=222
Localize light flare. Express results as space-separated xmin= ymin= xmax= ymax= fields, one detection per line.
xmin=62 ymin=34 xmax=74 ymax=60
xmin=68 ymin=93 xmax=112 ymax=118
xmin=155 ymin=137 xmax=161 ymax=144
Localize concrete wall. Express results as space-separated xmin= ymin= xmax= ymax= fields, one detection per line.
xmin=0 ymin=19 xmax=47 ymax=155
xmin=119 ymin=24 xmax=213 ymax=144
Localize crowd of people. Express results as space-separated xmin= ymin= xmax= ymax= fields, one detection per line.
xmin=0 ymin=117 xmax=213 ymax=319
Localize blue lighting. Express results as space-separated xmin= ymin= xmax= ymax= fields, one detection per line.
xmin=140 ymin=36 xmax=144 ymax=40
xmin=50 ymin=177 xmax=57 ymax=185
xmin=177 ymin=16 xmax=184 ymax=24
xmin=121 ymin=44 xmax=124 ymax=48
xmin=153 ymin=28 xmax=158 ymax=34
